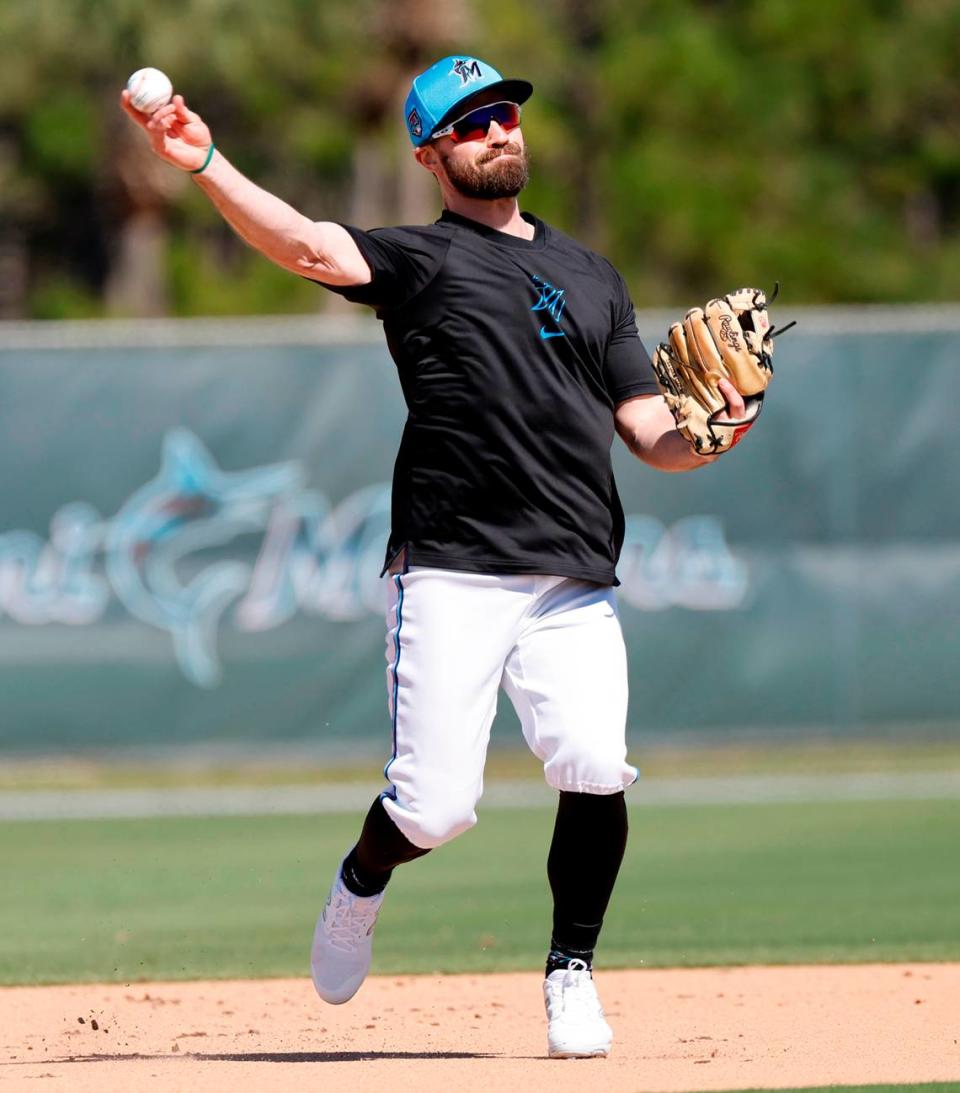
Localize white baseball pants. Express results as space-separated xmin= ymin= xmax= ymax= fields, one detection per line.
xmin=380 ymin=564 xmax=637 ymax=850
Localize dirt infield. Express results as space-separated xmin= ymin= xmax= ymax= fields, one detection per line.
xmin=1 ymin=964 xmax=958 ymax=1092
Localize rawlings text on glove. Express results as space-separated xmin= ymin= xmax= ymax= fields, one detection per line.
xmin=651 ymin=286 xmax=788 ymax=456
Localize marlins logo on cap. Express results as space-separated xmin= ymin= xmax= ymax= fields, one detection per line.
xmin=451 ymin=58 xmax=483 ymax=85
xmin=404 ymin=54 xmax=533 ymax=147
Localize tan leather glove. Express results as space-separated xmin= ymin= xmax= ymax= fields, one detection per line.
xmin=652 ymin=286 xmax=792 ymax=455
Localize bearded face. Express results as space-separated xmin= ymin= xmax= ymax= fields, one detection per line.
xmin=439 ymin=141 xmax=530 ymax=200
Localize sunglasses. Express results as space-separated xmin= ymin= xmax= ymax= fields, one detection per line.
xmin=432 ymin=100 xmax=522 ymax=144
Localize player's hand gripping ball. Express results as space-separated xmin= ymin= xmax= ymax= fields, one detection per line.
xmin=651 ymin=285 xmax=795 ymax=456
xmin=125 ymin=68 xmax=173 ymax=115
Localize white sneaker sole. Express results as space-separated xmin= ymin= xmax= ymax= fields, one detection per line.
xmin=548 ymin=1042 xmax=611 ymax=1059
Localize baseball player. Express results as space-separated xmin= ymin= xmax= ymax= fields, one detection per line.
xmin=122 ymin=54 xmax=764 ymax=1059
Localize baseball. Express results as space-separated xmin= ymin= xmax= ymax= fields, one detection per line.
xmin=126 ymin=68 xmax=173 ymax=115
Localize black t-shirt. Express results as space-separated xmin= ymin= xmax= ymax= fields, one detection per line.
xmin=322 ymin=209 xmax=658 ymax=585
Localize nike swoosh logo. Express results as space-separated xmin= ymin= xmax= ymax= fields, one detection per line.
xmin=539 ymin=326 xmax=566 ymax=340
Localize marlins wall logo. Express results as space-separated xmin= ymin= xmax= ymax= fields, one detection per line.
xmin=0 ymin=429 xmax=747 ymax=687
xmin=452 ymin=58 xmax=483 ymax=85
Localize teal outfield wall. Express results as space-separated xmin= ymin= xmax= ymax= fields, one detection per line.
xmin=1 ymin=311 xmax=957 ymax=754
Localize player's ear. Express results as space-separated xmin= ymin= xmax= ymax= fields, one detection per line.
xmin=415 ymin=144 xmax=438 ymax=175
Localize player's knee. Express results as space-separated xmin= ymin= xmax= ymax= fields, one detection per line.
xmin=384 ymin=794 xmax=478 ymax=849
xmin=412 ymin=804 xmax=478 ymax=848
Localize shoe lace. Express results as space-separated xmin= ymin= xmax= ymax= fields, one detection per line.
xmin=554 ymin=960 xmax=605 ymax=1021
xmin=324 ymin=885 xmax=380 ymax=952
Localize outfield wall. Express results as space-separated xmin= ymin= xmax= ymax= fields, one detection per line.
xmin=1 ymin=308 xmax=957 ymax=754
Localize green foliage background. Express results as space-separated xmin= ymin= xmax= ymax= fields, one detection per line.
xmin=1 ymin=0 xmax=958 ymax=316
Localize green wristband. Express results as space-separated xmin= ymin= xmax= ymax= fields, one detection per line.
xmin=190 ymin=144 xmax=216 ymax=175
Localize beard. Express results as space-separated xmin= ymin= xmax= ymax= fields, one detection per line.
xmin=441 ymin=142 xmax=529 ymax=199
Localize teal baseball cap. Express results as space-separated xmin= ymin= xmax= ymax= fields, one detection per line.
xmin=404 ymin=55 xmax=533 ymax=147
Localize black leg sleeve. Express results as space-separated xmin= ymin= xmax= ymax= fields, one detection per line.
xmin=547 ymin=790 xmax=628 ymax=964
xmin=341 ymin=795 xmax=431 ymax=897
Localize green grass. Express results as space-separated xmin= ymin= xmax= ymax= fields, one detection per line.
xmin=2 ymin=798 xmax=959 ymax=985
xmin=714 ymin=1086 xmax=960 ymax=1092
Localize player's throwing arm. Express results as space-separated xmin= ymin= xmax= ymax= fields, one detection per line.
xmin=119 ymin=70 xmax=370 ymax=286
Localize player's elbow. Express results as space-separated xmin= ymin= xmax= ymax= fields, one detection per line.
xmin=287 ymin=229 xmax=340 ymax=279
xmin=294 ymin=222 xmax=373 ymax=286
xmin=292 ymin=248 xmax=338 ymax=279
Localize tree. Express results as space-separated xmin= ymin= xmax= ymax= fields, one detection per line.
xmin=0 ymin=0 xmax=958 ymax=315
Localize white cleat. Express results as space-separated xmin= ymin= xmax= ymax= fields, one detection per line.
xmin=543 ymin=960 xmax=613 ymax=1059
xmin=310 ymin=865 xmax=385 ymax=1005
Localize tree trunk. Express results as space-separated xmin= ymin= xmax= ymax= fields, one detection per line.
xmin=0 ymin=229 xmax=28 ymax=319
xmin=103 ymin=121 xmax=186 ymax=317
xmin=354 ymin=0 xmax=470 ymax=227
xmin=563 ymin=0 xmax=605 ymax=251
xmin=104 ymin=208 xmax=170 ymax=317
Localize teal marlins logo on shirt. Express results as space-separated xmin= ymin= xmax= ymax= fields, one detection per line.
xmin=531 ymin=274 xmax=567 ymax=340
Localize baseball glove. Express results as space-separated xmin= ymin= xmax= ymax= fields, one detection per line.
xmin=651 ymin=285 xmax=793 ymax=456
